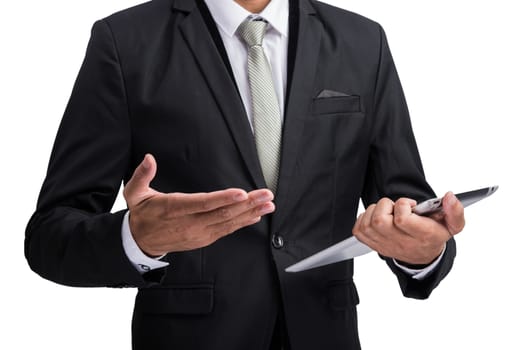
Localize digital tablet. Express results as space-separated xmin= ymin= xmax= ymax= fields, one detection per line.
xmin=285 ymin=185 xmax=499 ymax=273
xmin=413 ymin=185 xmax=499 ymax=215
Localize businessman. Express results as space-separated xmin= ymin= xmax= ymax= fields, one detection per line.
xmin=26 ymin=0 xmax=465 ymax=349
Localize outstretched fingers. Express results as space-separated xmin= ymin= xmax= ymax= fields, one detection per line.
xmin=165 ymin=188 xmax=272 ymax=217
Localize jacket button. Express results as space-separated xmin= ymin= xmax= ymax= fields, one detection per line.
xmin=272 ymin=234 xmax=284 ymax=249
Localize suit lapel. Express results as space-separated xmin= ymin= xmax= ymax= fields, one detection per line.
xmin=173 ymin=0 xmax=266 ymax=189
xmin=173 ymin=0 xmax=322 ymax=226
xmin=273 ymin=0 xmax=322 ymax=230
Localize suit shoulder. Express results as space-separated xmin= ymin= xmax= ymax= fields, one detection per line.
xmin=100 ymin=0 xmax=172 ymax=28
xmin=310 ymin=1 xmax=383 ymax=36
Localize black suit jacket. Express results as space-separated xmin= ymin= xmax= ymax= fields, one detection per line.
xmin=26 ymin=0 xmax=456 ymax=349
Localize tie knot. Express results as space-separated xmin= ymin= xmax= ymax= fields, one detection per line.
xmin=237 ymin=19 xmax=268 ymax=47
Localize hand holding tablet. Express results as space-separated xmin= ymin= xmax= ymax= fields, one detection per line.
xmin=285 ymin=186 xmax=498 ymax=273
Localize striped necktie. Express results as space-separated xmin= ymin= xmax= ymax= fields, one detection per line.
xmin=237 ymin=19 xmax=282 ymax=193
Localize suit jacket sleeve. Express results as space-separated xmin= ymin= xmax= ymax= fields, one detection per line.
xmin=361 ymin=25 xmax=456 ymax=299
xmin=25 ymin=20 xmax=155 ymax=288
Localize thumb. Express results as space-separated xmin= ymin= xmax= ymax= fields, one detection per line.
xmin=123 ymin=154 xmax=157 ymax=206
xmin=442 ymin=192 xmax=465 ymax=235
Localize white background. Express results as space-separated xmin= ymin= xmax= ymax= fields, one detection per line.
xmin=1 ymin=0 xmax=522 ymax=349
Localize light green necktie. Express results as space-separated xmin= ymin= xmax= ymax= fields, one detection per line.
xmin=238 ymin=19 xmax=282 ymax=193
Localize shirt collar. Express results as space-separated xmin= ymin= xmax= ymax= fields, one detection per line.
xmin=204 ymin=0 xmax=289 ymax=38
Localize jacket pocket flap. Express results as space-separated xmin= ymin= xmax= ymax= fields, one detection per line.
xmin=312 ymin=95 xmax=362 ymax=116
xmin=136 ymin=284 xmax=214 ymax=315
xmin=328 ymin=279 xmax=360 ymax=311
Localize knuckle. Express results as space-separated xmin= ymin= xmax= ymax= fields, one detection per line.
xmin=453 ymin=217 xmax=466 ymax=233
xmin=252 ymin=206 xmax=263 ymax=216
xmin=217 ymin=208 xmax=232 ymax=219
xmin=393 ymin=215 xmax=406 ymax=227
xmin=371 ymin=215 xmax=387 ymax=229
xmin=447 ymin=225 xmax=459 ymax=237
xmin=200 ymin=199 xmax=212 ymax=212
xmin=396 ymin=198 xmax=410 ymax=206
xmin=379 ymin=197 xmax=392 ymax=204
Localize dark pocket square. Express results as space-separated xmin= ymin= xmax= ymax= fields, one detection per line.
xmin=316 ymin=89 xmax=351 ymax=99
xmin=312 ymin=94 xmax=362 ymax=116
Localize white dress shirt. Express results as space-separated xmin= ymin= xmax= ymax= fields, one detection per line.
xmin=121 ymin=0 xmax=444 ymax=279
xmin=205 ymin=0 xmax=289 ymax=128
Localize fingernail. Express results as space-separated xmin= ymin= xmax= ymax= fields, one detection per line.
xmin=142 ymin=155 xmax=151 ymax=169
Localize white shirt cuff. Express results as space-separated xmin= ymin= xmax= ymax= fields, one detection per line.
xmin=121 ymin=211 xmax=170 ymax=274
xmin=393 ymin=245 xmax=447 ymax=281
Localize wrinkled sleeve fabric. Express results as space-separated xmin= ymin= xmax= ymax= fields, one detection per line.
xmin=361 ymin=25 xmax=456 ymax=299
xmin=25 ymin=20 xmax=164 ymax=288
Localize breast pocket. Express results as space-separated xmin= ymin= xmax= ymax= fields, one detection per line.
xmin=312 ymin=95 xmax=364 ymax=117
